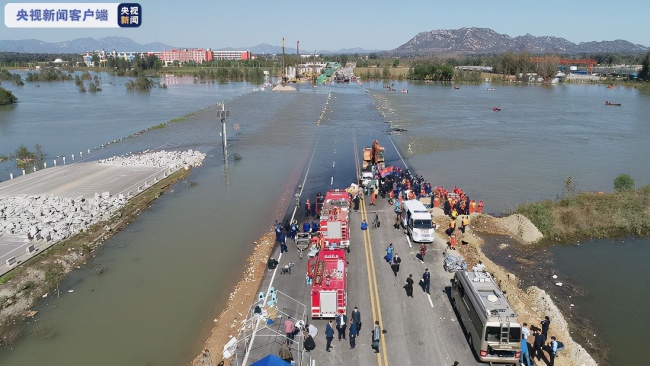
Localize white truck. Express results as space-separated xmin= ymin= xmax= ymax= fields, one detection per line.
xmin=400 ymin=200 xmax=436 ymax=243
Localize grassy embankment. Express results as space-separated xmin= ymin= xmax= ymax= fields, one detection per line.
xmin=354 ymin=67 xmax=410 ymax=79
xmin=515 ymin=185 xmax=650 ymax=243
xmin=0 ymin=168 xmax=191 ymax=344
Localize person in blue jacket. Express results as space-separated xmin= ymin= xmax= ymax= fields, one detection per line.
xmin=360 ymin=220 xmax=368 ymax=230
xmin=325 ymin=320 xmax=334 ymax=352
xmin=303 ymin=220 xmax=311 ymax=233
xmin=311 ymin=220 xmax=319 ymax=233
xmin=520 ymin=335 xmax=531 ymax=366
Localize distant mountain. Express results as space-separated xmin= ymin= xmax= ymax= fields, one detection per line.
xmin=391 ymin=27 xmax=648 ymax=55
xmin=0 ymin=36 xmax=177 ymax=53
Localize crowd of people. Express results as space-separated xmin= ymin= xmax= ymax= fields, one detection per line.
xmin=269 ymin=163 xmax=493 ymax=363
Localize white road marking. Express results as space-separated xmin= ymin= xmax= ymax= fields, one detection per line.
xmin=406 ymin=235 xmax=412 ymax=248
xmin=332 ymin=161 xmax=335 ymax=168
xmin=428 ymin=293 xmax=434 ymax=308
xmin=330 ymin=177 xmax=334 ymax=185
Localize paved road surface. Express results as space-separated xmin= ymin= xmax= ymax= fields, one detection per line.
xmin=0 ymin=161 xmax=169 ymax=277
xmin=232 ymin=104 xmax=481 ymax=366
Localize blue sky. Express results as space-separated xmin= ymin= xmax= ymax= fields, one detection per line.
xmin=2 ymin=0 xmax=649 ymax=51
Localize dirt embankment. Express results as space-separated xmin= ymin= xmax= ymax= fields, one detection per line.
xmin=191 ymin=232 xmax=276 ymax=365
xmin=433 ymin=212 xmax=597 ymax=366
xmin=0 ymin=169 xmax=191 ymax=344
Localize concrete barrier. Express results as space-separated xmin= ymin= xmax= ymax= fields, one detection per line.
xmin=26 ymin=244 xmax=36 ymax=255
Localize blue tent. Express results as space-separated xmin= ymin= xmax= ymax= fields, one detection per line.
xmin=250 ymin=354 xmax=291 ymax=366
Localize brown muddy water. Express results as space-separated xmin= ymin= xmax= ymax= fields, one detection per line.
xmin=1 ymin=78 xmax=649 ymax=365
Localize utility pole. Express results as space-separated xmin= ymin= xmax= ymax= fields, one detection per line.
xmin=281 ymin=38 xmax=285 ymax=84
xmin=219 ymin=103 xmax=230 ymax=161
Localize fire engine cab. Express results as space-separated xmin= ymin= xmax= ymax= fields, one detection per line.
xmin=307 ymin=247 xmax=347 ymax=318
xmin=318 ymin=189 xmax=351 ymax=248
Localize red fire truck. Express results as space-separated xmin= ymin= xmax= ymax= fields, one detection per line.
xmin=319 ymin=189 xmax=351 ymax=248
xmin=307 ymin=247 xmax=347 ymax=318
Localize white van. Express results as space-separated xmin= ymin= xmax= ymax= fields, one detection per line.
xmin=400 ymin=200 xmax=435 ymax=243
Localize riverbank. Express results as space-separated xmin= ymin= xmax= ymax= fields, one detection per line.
xmin=516 ymin=184 xmax=650 ymax=242
xmin=448 ymin=212 xmax=598 ymax=366
xmin=0 ymin=166 xmax=193 ymax=344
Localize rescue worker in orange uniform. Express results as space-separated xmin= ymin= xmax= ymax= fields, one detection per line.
xmin=305 ymin=199 xmax=311 ymax=217
xmin=477 ymin=200 xmax=484 ymax=214
xmin=449 ymin=234 xmax=457 ymax=250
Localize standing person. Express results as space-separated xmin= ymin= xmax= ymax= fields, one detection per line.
xmin=422 ymin=268 xmax=431 ymax=294
xmin=303 ymin=220 xmax=311 ymax=233
xmin=336 ymin=311 xmax=348 ymax=341
xmin=305 ymin=199 xmax=311 ymax=217
xmin=370 ymin=186 xmax=376 ymax=205
xmin=349 ymin=319 xmax=358 ymax=349
xmin=418 ymin=243 xmax=427 ymax=263
xmin=548 ymin=336 xmax=558 ymax=366
xmin=371 ymin=321 xmax=381 ymax=353
xmin=284 ymin=317 xmax=295 ymax=345
xmin=519 ymin=335 xmax=531 ymax=366
xmin=351 ymin=307 xmax=361 ymax=332
xmin=391 ymin=254 xmax=401 ymax=277
xmin=522 ymin=322 xmax=530 ymax=341
xmin=445 ymin=219 xmax=456 ymax=237
xmin=280 ymin=231 xmax=288 ymax=253
xmin=353 ymin=193 xmax=360 ymax=211
xmin=533 ymin=329 xmax=546 ymax=362
xmin=460 ymin=215 xmax=469 ymax=235
xmin=540 ymin=316 xmax=551 ymax=338
xmin=325 ymin=320 xmax=334 ymax=352
xmin=385 ymin=243 xmax=394 ymax=263
xmin=405 ymin=274 xmax=414 ymax=297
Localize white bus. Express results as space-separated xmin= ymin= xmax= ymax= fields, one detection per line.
xmin=400 ymin=200 xmax=435 ymax=243
xmin=450 ymin=271 xmax=522 ymax=364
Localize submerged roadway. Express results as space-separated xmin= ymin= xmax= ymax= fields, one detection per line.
xmin=234 ymin=86 xmax=481 ymax=366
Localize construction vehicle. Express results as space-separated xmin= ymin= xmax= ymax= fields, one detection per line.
xmin=360 ymin=140 xmax=384 ymax=191
xmin=319 ymin=189 xmax=351 ymax=248
xmin=306 ymin=246 xmax=347 ymax=318
xmin=362 ymin=139 xmax=385 ymax=170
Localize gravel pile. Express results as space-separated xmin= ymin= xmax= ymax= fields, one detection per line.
xmin=0 ymin=192 xmax=126 ymax=242
xmin=99 ymin=149 xmax=206 ymax=168
xmin=1 ymin=149 xmax=206 ymax=244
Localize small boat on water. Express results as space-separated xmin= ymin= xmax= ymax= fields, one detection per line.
xmin=401 ymin=89 xmax=408 ymax=93
xmin=605 ymin=101 xmax=621 ymax=106
xmin=492 ymin=107 xmax=501 ymax=112
xmin=607 ymin=85 xmax=614 ymax=89
xmin=486 ymin=87 xmax=495 ymax=91
xmin=453 ymin=86 xmax=460 ymax=89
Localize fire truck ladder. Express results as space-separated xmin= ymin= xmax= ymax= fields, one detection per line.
xmin=337 ymin=289 xmax=346 ymax=308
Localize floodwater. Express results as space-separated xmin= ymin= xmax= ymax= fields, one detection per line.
xmin=1 ymin=76 xmax=649 ymax=365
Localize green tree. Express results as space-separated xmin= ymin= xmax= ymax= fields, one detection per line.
xmin=638 ymin=51 xmax=650 ymax=82
xmin=91 ymin=53 xmax=100 ymax=67
xmin=11 ymin=144 xmax=37 ymax=168
xmin=614 ymin=174 xmax=635 ymax=191
xmin=0 ymin=87 xmax=17 ymax=105
xmin=392 ymin=59 xmax=400 ymax=68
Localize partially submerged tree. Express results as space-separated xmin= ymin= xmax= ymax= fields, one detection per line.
xmin=0 ymin=87 xmax=17 ymax=105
